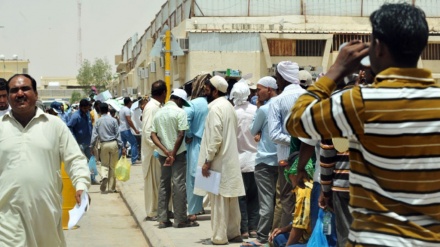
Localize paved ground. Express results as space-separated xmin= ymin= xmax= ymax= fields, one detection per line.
xmin=64 ymin=182 xmax=150 ymax=247
xmin=117 ymin=164 xmax=261 ymax=247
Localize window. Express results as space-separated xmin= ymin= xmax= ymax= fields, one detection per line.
xmin=422 ymin=43 xmax=440 ymax=60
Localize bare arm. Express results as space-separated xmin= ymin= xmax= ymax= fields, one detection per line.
xmin=125 ymin=115 xmax=140 ymax=134
xmin=286 ymin=227 xmax=305 ymax=246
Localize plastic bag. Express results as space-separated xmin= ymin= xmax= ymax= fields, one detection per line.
xmin=115 ymin=155 xmax=131 ymax=182
xmin=88 ymin=156 xmax=98 ymax=181
xmin=307 ymin=208 xmax=329 ymax=247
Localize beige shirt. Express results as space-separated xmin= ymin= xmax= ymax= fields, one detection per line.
xmin=194 ymin=97 xmax=245 ymax=197
xmin=0 ymin=108 xmax=91 ymax=247
xmin=141 ymin=98 xmax=161 ymax=176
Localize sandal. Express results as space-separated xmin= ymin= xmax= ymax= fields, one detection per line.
xmin=196 ymin=209 xmax=206 ymax=215
xmin=174 ymin=220 xmax=199 ymax=228
xmin=240 ymin=241 xmax=264 ymax=247
xmin=158 ymin=221 xmax=172 ymax=229
xmin=249 ymin=230 xmax=258 ymax=238
xmin=144 ymin=216 xmax=158 ymax=221
xmin=228 ymin=236 xmax=244 ymax=243
xmin=188 ymin=215 xmax=198 ymax=222
xmin=202 ymin=239 xmax=227 ymax=245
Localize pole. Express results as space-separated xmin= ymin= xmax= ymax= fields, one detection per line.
xmin=164 ymin=30 xmax=171 ymax=102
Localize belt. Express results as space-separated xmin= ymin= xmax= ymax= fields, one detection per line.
xmin=101 ymin=139 xmax=116 ymax=143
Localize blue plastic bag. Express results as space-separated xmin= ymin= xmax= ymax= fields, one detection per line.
xmin=307 ymin=208 xmax=329 ymax=247
xmin=88 ymin=156 xmax=98 ymax=181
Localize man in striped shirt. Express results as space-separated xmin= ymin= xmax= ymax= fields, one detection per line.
xmin=286 ymin=3 xmax=440 ymax=246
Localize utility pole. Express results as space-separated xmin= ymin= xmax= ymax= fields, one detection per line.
xmin=164 ymin=30 xmax=171 ymax=101
xmin=77 ymin=0 xmax=83 ymax=67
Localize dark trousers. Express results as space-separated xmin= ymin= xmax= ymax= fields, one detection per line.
xmin=254 ymin=164 xmax=278 ymax=243
xmin=158 ymin=153 xmax=187 ymax=224
xmin=277 ymin=166 xmax=295 ymax=228
xmin=333 ymin=191 xmax=352 ymax=247
xmin=238 ymin=172 xmax=260 ymax=233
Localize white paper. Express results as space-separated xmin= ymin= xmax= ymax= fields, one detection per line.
xmin=68 ymin=191 xmax=89 ymax=230
xmin=194 ymin=166 xmax=221 ymax=195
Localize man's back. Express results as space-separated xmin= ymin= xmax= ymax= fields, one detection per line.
xmin=68 ymin=109 xmax=92 ymax=144
xmin=185 ymin=97 xmax=208 ymax=139
xmin=268 ymin=84 xmax=306 ymax=161
xmin=289 ymin=68 xmax=440 ymax=245
xmin=119 ymin=106 xmax=131 ymax=132
xmin=151 ymin=101 xmax=188 ymax=156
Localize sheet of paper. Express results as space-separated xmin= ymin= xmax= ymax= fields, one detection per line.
xmin=194 ymin=166 xmax=221 ymax=195
xmin=68 ymin=191 xmax=89 ymax=230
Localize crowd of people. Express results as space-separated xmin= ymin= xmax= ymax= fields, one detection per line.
xmin=0 ymin=3 xmax=439 ymax=247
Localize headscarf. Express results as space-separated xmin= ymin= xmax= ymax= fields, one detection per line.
xmin=191 ymin=74 xmax=211 ymax=98
xmin=277 ymin=61 xmax=300 ymax=84
xmin=230 ymin=82 xmax=250 ymax=106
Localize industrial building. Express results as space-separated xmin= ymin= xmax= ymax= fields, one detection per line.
xmin=111 ymin=0 xmax=440 ymax=97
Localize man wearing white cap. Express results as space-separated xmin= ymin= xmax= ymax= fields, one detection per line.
xmin=151 ymin=89 xmax=197 ymax=228
xmin=268 ymin=61 xmax=317 ymax=229
xmin=244 ymin=76 xmax=279 ymax=246
xmin=230 ymin=82 xmax=259 ymax=239
xmin=195 ymin=75 xmax=245 ymax=245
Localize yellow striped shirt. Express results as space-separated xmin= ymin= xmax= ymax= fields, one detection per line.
xmin=286 ymin=67 xmax=440 ymax=247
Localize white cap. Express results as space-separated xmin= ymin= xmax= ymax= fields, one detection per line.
xmin=209 ymin=75 xmax=228 ymax=93
xmin=247 ymin=80 xmax=257 ymax=90
xmin=257 ymin=76 xmax=278 ymax=89
xmin=170 ymin=88 xmax=190 ymax=106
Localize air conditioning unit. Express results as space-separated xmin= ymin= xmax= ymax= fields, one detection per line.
xmin=142 ymin=68 xmax=149 ymax=79
xmin=178 ymin=38 xmax=189 ymax=51
xmin=150 ymin=62 xmax=156 ymax=73
xmin=126 ymin=87 xmax=133 ymax=95
xmin=160 ymin=57 xmax=164 ymax=68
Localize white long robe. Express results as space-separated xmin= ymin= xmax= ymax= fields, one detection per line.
xmin=0 ymin=108 xmax=91 ymax=247
xmin=194 ymin=97 xmax=245 ymax=197
xmin=141 ymin=98 xmax=162 ymax=217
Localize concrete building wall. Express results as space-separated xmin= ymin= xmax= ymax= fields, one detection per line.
xmin=187 ymin=51 xmax=263 ymax=84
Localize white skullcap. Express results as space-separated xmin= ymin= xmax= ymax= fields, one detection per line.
xmin=257 ymin=76 xmax=278 ymax=89
xmin=277 ymin=61 xmax=300 ymax=84
xmin=230 ymin=82 xmax=250 ymax=106
xmin=209 ymin=75 xmax=228 ymax=93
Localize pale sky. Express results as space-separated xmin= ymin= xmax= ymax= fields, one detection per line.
xmin=0 ymin=0 xmax=164 ymax=80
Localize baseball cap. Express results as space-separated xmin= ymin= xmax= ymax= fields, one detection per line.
xmin=209 ymin=75 xmax=228 ymax=93
xmin=257 ymin=76 xmax=278 ymax=89
xmin=50 ymin=101 xmax=62 ymax=114
xmin=171 ymin=88 xmax=190 ymax=107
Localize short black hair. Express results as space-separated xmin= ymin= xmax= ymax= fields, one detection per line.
xmin=151 ymin=80 xmax=166 ymax=96
xmin=0 ymin=78 xmax=6 ymax=91
xmin=79 ymin=99 xmax=90 ymax=107
xmin=7 ymin=74 xmax=38 ymax=93
xmin=123 ymin=97 xmax=131 ymax=106
xmin=370 ymin=3 xmax=428 ymax=66
xmin=99 ymin=103 xmax=109 ymax=114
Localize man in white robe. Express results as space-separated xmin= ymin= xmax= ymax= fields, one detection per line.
xmin=195 ymin=75 xmax=246 ymax=245
xmin=0 ymin=74 xmax=90 ymax=247
xmin=141 ymin=80 xmax=167 ymax=221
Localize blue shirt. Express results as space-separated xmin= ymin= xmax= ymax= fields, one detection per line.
xmin=250 ymin=98 xmax=278 ymax=166
xmin=67 ymin=110 xmax=92 ymax=145
xmin=184 ymin=97 xmax=208 ymax=139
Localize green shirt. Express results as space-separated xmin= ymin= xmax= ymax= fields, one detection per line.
xmin=151 ymin=101 xmax=188 ymax=156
